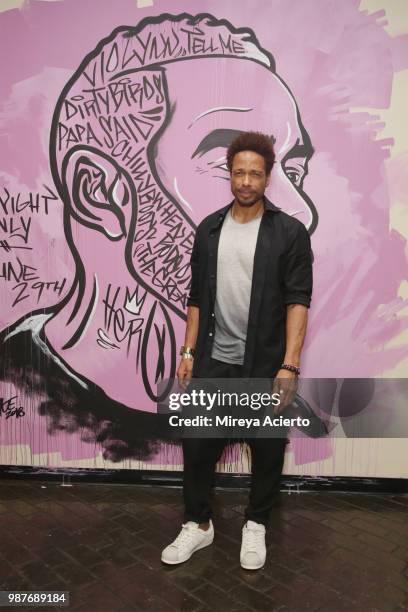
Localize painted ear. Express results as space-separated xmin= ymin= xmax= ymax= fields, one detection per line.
xmin=62 ymin=147 xmax=132 ymax=240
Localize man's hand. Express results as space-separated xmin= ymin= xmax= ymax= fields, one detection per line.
xmin=177 ymin=357 xmax=193 ymax=390
xmin=272 ymin=369 xmax=298 ymax=414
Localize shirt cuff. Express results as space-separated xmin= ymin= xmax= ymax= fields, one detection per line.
xmin=283 ymin=295 xmax=311 ymax=308
xmin=186 ymin=297 xmax=199 ymax=307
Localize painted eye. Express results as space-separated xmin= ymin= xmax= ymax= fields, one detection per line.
xmin=284 ymin=167 xmax=304 ymax=187
xmin=214 ymin=162 xmax=229 ymax=172
xmin=286 ymin=171 xmax=299 ymax=183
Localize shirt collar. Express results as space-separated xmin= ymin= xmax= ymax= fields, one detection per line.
xmin=215 ymin=195 xmax=281 ymax=225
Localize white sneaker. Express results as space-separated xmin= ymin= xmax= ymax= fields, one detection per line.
xmin=240 ymin=520 xmax=266 ymax=570
xmin=161 ymin=520 xmax=214 ymax=565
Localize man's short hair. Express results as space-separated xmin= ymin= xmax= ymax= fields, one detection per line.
xmin=227 ymin=131 xmax=276 ymax=175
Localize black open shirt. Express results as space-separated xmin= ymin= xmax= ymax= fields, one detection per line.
xmin=187 ymin=196 xmax=313 ymax=378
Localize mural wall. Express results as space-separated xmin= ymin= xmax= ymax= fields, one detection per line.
xmin=1 ymin=0 xmax=407 ymax=476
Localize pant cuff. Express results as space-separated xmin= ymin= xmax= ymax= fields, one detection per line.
xmin=244 ymin=513 xmax=269 ymax=527
xmin=184 ymin=513 xmax=212 ymax=524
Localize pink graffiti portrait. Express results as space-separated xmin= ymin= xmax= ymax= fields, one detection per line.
xmin=1 ymin=7 xmax=407 ymax=464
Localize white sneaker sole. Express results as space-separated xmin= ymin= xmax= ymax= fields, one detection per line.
xmin=161 ymin=536 xmax=214 ymax=565
xmin=240 ymin=558 xmax=265 ymax=570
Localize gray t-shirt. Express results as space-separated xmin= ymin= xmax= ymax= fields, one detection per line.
xmin=211 ymin=209 xmax=263 ymax=365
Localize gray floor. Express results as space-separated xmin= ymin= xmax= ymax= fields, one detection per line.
xmin=0 ymin=479 xmax=407 ymax=611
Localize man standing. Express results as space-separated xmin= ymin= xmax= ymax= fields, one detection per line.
xmin=161 ymin=131 xmax=313 ymax=570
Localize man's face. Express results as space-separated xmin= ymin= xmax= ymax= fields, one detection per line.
xmin=230 ymin=150 xmax=270 ymax=207
xmin=155 ymin=57 xmax=316 ymax=231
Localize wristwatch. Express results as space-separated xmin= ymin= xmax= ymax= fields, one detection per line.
xmin=180 ymin=345 xmax=195 ymax=359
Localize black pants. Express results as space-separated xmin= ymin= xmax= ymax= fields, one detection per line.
xmin=182 ymin=358 xmax=288 ymax=526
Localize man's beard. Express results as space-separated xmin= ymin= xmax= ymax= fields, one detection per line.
xmin=233 ymin=188 xmax=264 ymax=207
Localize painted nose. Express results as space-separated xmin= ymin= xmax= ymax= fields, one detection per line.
xmin=266 ymin=166 xmax=316 ymax=232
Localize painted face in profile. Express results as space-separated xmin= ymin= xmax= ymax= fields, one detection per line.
xmin=155 ymin=57 xmax=317 ymax=232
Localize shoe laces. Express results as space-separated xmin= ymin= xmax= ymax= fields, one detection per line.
xmin=243 ymin=524 xmax=265 ymax=552
xmin=173 ymin=522 xmax=200 ymax=552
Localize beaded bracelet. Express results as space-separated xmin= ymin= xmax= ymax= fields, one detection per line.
xmin=280 ymin=364 xmax=300 ymax=376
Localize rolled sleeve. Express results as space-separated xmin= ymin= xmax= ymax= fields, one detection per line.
xmin=282 ymin=222 xmax=313 ymax=308
xmin=186 ymin=229 xmax=200 ymax=308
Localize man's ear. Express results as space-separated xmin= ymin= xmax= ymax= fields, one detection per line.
xmin=61 ymin=147 xmax=133 ymax=240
